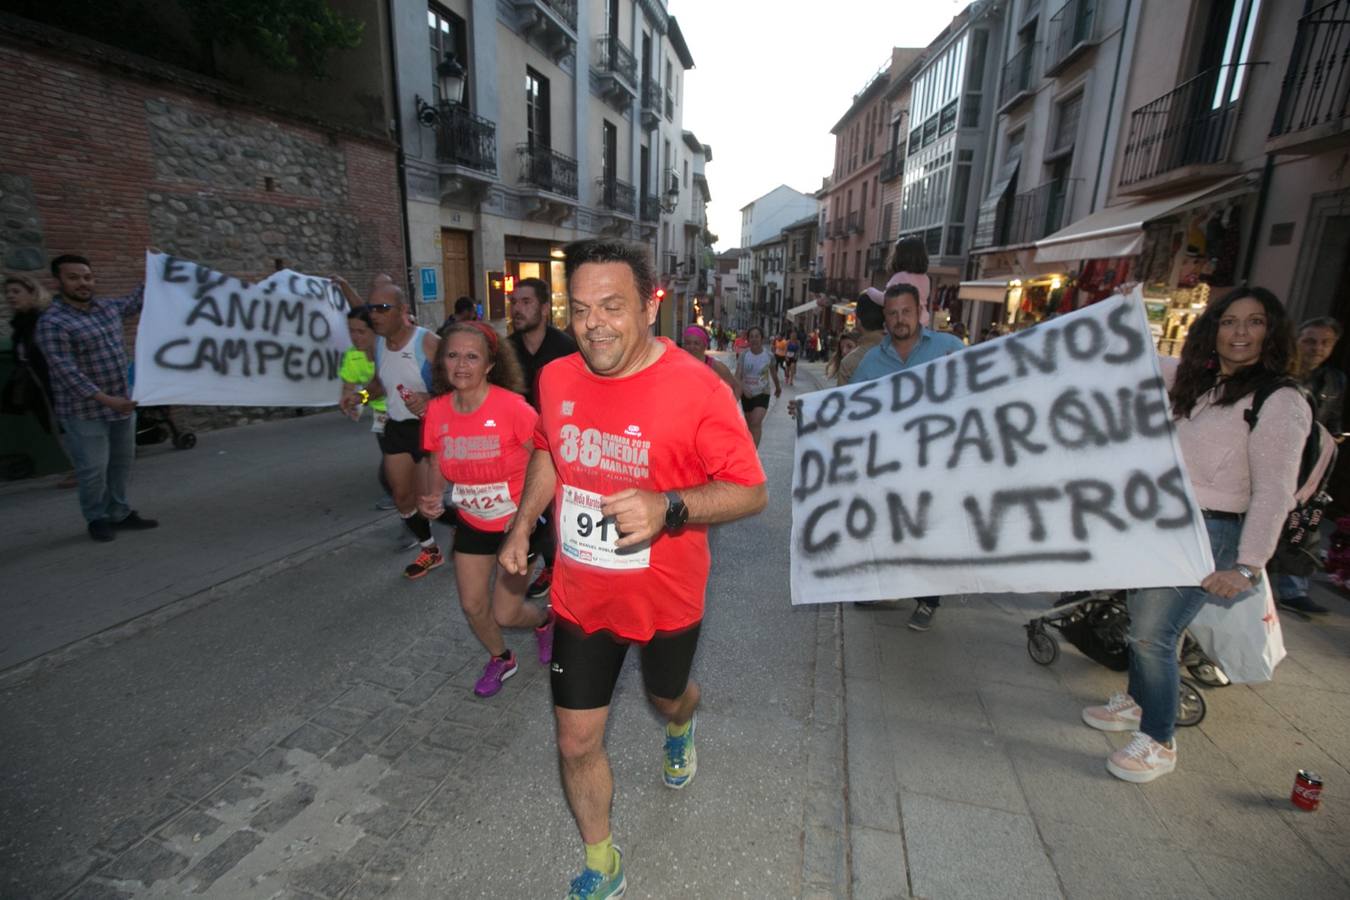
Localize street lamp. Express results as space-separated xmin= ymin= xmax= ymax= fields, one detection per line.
xmin=415 ymin=52 xmax=467 ymax=127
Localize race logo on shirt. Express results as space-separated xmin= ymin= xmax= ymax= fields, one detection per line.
xmin=440 ymin=434 xmax=502 ymax=460
xmin=557 ymin=423 xmax=650 ymax=479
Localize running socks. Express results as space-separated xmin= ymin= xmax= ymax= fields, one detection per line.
xmin=584 ymin=835 xmax=619 ymax=876
xmin=401 ymin=510 xmax=433 ymax=543
xmin=667 ymin=719 xmax=692 ymax=738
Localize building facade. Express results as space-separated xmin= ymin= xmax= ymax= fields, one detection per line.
xmin=392 ymin=0 xmax=702 ymax=329
xmin=737 ymin=185 xmax=818 ymax=333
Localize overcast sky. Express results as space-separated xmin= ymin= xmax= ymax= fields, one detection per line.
xmin=673 ymin=0 xmax=971 ymax=251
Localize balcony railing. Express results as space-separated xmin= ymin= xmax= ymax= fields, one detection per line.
xmin=640 ymin=194 xmax=660 ymax=222
xmin=866 ymin=241 xmax=889 ymax=273
xmin=595 ymin=35 xmax=638 ymax=85
xmin=1000 ymin=43 xmax=1039 ymax=109
xmin=1119 ymin=64 xmax=1252 ymax=188
xmin=596 ymin=177 xmax=636 ymax=214
xmin=433 ymin=103 xmax=498 ymax=175
xmin=517 ymin=144 xmax=578 ymax=198
xmin=1045 ymin=0 xmax=1098 ymax=76
xmin=880 ymin=146 xmax=904 ymax=182
xmin=1006 ymin=178 xmax=1079 ymax=245
xmin=1270 ymin=0 xmax=1350 ymax=144
xmin=539 ymin=0 xmax=576 ymax=28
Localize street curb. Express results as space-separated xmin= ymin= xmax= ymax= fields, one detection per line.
xmin=801 ymin=601 xmax=851 ymax=899
xmin=0 ymin=513 xmax=398 ymax=691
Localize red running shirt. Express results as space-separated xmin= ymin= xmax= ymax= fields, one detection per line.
xmin=422 ymin=386 xmax=538 ymax=532
xmin=533 ymin=339 xmax=766 ymax=640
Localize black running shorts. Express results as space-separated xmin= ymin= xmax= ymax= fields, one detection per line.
xmin=550 ymin=617 xmax=702 ymax=710
xmin=741 ymin=393 xmax=771 ymax=414
xmin=377 ymin=417 xmax=426 ymax=461
xmin=452 ymin=516 xmax=544 ymax=558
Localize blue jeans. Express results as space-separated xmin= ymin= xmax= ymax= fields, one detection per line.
xmin=1126 ymin=516 xmax=1246 ymax=744
xmin=61 ymin=414 xmax=136 ymax=524
xmin=1273 ymin=573 xmax=1308 ymax=601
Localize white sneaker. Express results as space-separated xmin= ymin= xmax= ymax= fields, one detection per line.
xmin=1082 ymin=692 xmax=1142 ymax=732
xmin=1106 ymin=731 xmax=1177 ymax=783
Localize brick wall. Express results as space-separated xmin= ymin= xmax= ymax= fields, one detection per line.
xmin=0 ymin=38 xmax=406 ymax=431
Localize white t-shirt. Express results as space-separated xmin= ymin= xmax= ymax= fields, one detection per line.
xmin=740 ymin=347 xmax=774 ymax=397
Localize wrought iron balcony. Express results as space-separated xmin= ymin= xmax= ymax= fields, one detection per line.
xmin=595 ymin=35 xmax=638 ymax=87
xmin=433 ymin=103 xmax=497 ymax=176
xmin=640 ymin=81 xmax=662 ymax=129
xmin=1269 ymin=0 xmax=1350 ymax=152
xmin=514 ymin=0 xmax=577 ymax=60
xmin=999 ymin=43 xmax=1039 ymax=111
xmin=880 ymin=146 xmax=904 ymax=182
xmin=517 ymin=144 xmax=578 ymax=198
xmin=640 ymin=194 xmax=661 ymax=223
xmin=866 ymin=241 xmax=889 ymax=273
xmin=1045 ymin=0 xmax=1098 ymax=77
xmin=596 ymin=177 xmax=636 ymax=215
xmin=1119 ymin=64 xmax=1252 ymax=190
xmin=1005 ymin=178 xmax=1079 ymax=245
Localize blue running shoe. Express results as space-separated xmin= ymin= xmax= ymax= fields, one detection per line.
xmin=565 ymin=847 xmax=626 ymax=899
xmin=662 ymin=714 xmax=697 ymax=789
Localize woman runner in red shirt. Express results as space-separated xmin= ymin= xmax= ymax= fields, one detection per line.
xmin=419 ymin=322 xmax=554 ymax=698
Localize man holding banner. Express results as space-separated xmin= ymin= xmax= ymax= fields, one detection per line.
xmin=849 ymin=282 xmax=964 ymax=631
xmin=38 ymin=254 xmax=157 ymax=542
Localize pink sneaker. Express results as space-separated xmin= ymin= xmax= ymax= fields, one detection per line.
xmin=1107 ymin=731 xmax=1177 ymax=783
xmin=536 ymin=609 xmax=555 ymax=665
xmin=1082 ymin=692 xmax=1142 ymax=732
xmin=473 ymin=653 xmax=517 ymax=697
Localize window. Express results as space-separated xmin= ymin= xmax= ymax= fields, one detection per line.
xmin=860 ymin=181 xmax=867 ymax=211
xmin=1048 ymin=92 xmax=1082 ymax=158
xmin=684 ymin=160 xmax=689 ymax=187
xmin=526 ymin=68 xmax=551 ymax=150
xmin=602 ymin=120 xmax=617 ymax=186
xmin=428 ymin=6 xmax=468 ymax=106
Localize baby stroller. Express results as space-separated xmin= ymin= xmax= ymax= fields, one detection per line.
xmin=135 ymin=406 xmax=197 ymax=449
xmin=1024 ymin=590 xmax=1227 ymax=727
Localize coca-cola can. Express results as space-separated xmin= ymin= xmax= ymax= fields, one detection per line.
xmin=1291 ymin=770 xmax=1323 ymax=811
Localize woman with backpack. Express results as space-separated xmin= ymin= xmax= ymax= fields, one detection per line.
xmin=1079 ymin=287 xmax=1310 ymax=783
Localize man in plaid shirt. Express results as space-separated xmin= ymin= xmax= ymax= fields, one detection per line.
xmin=37 ymin=254 xmax=159 ymax=542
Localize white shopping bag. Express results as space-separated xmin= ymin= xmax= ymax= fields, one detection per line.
xmin=1188 ymin=579 xmax=1287 ymax=684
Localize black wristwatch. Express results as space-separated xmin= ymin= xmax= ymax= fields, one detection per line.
xmin=664 ymin=491 xmax=689 ymax=530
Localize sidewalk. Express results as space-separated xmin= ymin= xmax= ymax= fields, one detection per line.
xmin=0 ymin=412 xmax=393 ymax=673
xmin=844 ymin=586 xmax=1350 ymax=899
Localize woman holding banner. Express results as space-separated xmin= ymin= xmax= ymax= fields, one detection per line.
xmin=1081 ymin=287 xmax=1309 ymax=783
xmin=417 ymin=322 xmax=554 ymax=698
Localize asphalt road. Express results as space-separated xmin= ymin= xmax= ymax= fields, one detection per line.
xmin=0 ymin=365 xmax=833 ymax=899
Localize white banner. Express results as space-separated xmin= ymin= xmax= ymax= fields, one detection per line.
xmin=133 ymin=252 xmax=351 ymax=407
xmin=790 ymin=290 xmax=1215 ymax=605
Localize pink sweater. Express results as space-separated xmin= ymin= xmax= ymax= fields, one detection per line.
xmin=1161 ymin=358 xmax=1311 ymax=567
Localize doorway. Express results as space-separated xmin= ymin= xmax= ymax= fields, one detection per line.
xmin=441 ymin=229 xmax=473 ymax=316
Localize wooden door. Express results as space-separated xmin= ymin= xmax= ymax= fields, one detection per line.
xmin=441 ymin=229 xmax=473 ymax=312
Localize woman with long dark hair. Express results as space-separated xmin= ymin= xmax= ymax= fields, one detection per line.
xmin=1081 ymin=287 xmax=1310 ymax=782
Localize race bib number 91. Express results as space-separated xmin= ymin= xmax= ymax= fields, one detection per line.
xmin=559 ymin=484 xmax=651 ymax=570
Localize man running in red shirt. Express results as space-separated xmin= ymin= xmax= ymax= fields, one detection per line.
xmin=500 ymin=240 xmax=766 ymax=899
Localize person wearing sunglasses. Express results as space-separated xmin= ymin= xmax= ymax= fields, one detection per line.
xmin=340 ymin=284 xmax=444 ymax=578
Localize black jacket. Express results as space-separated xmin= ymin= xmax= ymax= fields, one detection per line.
xmin=1304 ymin=365 xmax=1346 ymax=434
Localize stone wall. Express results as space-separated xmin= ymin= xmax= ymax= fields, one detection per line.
xmin=0 ymin=38 xmax=405 ymax=441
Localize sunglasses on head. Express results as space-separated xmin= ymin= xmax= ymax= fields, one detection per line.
xmin=368 ymin=303 xmax=396 ymax=312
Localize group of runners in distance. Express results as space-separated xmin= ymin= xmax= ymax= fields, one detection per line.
xmin=338 ymin=240 xmax=766 ymax=899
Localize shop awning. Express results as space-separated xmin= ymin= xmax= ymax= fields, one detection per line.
xmin=1033 ymin=176 xmax=1248 ymax=264
xmin=785 ymin=300 xmax=817 ymax=317
xmin=832 ymin=302 xmax=857 ymax=316
xmin=957 ymin=280 xmax=1009 ymax=303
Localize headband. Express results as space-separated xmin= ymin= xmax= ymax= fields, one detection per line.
xmin=452 ymin=320 xmax=499 ymax=356
xmin=683 ymin=325 xmax=709 ymax=343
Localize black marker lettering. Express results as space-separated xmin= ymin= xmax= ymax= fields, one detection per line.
xmin=827 ymin=436 xmax=865 ymax=486
xmin=889 ymin=370 xmax=924 ymax=413
xmin=801 ymin=500 xmax=841 ymax=555
xmin=1103 ymin=300 xmax=1146 ymax=363
xmin=1155 ymin=467 xmax=1194 ymax=529
xmin=924 ymin=357 xmax=959 ymax=403
xmin=904 ymin=414 xmax=957 ymax=468
xmin=794 ymin=450 xmax=826 ymax=501
xmin=845 ymin=497 xmax=876 ymax=540
xmin=1006 ymin=329 xmax=1059 ymax=377
xmin=865 ymin=431 xmax=901 ymax=477
xmin=948 ymin=407 xmax=995 ymax=468
xmin=1064 ymin=479 xmax=1128 ymax=540
xmin=847 ymin=380 xmax=883 ymax=421
xmin=992 ymin=401 xmax=1046 ymax=466
xmin=1064 ymin=317 xmax=1105 ymax=361
xmin=964 ymin=344 xmax=1010 ymax=394
xmin=886 ymin=490 xmax=931 ymax=542
xmin=1123 ymin=470 xmax=1160 ymax=520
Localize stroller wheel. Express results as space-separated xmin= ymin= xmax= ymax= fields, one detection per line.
xmin=1027 ymin=629 xmax=1059 ymax=666
xmin=1177 ymin=678 xmax=1206 ymax=727
xmin=173 ymin=432 xmax=197 ymax=450
xmin=1187 ymin=661 xmax=1231 ymax=688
